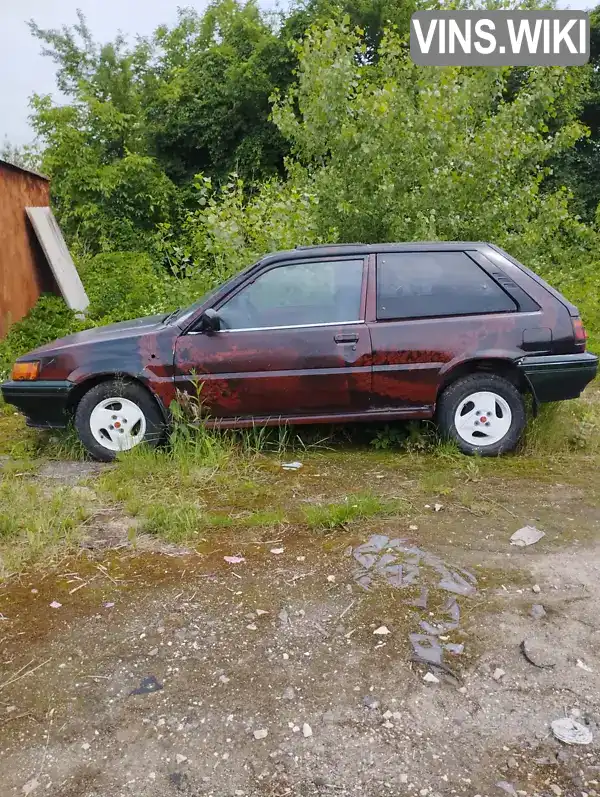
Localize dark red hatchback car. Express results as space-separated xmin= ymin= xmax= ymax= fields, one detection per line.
xmin=2 ymin=242 xmax=597 ymax=461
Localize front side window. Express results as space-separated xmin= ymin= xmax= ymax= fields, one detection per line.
xmin=376 ymin=252 xmax=517 ymax=321
xmin=218 ymin=259 xmax=364 ymax=330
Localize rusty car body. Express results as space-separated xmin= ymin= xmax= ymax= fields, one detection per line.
xmin=2 ymin=242 xmax=597 ymax=460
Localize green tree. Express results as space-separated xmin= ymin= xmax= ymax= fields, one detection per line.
xmin=182 ymin=18 xmax=593 ymax=283
xmin=146 ymin=2 xmax=295 ymax=185
xmin=548 ymin=4 xmax=600 ymax=221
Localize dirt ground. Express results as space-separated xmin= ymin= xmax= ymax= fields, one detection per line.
xmin=1 ymin=455 xmax=600 ymax=797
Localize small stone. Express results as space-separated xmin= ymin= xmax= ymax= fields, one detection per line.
xmin=409 ymin=524 xmax=418 ymax=531
xmin=492 ymin=668 xmax=506 ymax=681
xmin=423 ymin=672 xmax=439 ymax=684
xmin=282 ymin=687 xmax=295 ymax=700
xmin=148 ymin=647 xmax=159 ymax=656
xmin=22 ymin=778 xmax=39 ymax=796
xmin=532 ymin=584 xmax=541 ymax=593
xmin=176 ymin=754 xmax=187 ymax=765
xmin=219 ymin=675 xmax=230 ymax=684
xmin=420 ymin=789 xmax=429 ymax=796
xmin=530 ymin=604 xmax=546 ymax=620
xmin=302 ymin=723 xmax=313 ymax=738
xmin=297 ymin=556 xmax=305 ymax=562
xmin=81 ymin=742 xmax=90 ymax=751
xmin=383 ymin=710 xmax=393 ymax=720
xmin=246 ymin=624 xmax=257 ymax=631
xmin=521 ymin=636 xmax=557 ymax=668
xmin=256 ymin=609 xmax=268 ymax=616
xmin=382 ymin=720 xmax=394 ymax=728
xmin=400 ymin=774 xmax=408 ymax=784
xmin=283 ymin=653 xmax=289 ymax=660
xmin=253 ymin=729 xmax=268 ymax=740
xmin=507 ymin=757 xmax=518 ymax=769
xmin=327 ymin=575 xmax=336 ymax=583
xmin=550 ymin=786 xmax=562 ymax=796
xmin=373 ymin=625 xmax=390 ymax=636
xmin=49 ymin=601 xmax=62 ymax=609
xmin=363 ymin=695 xmax=379 ymax=709
xmin=434 ymin=503 xmax=443 ymax=512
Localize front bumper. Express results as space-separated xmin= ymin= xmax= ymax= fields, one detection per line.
xmin=0 ymin=380 xmax=75 ymax=428
xmin=517 ymin=352 xmax=599 ymax=403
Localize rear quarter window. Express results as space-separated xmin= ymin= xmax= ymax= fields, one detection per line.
xmin=376 ymin=252 xmax=517 ymax=321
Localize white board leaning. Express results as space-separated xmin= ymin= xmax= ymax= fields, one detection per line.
xmin=26 ymin=206 xmax=89 ymax=313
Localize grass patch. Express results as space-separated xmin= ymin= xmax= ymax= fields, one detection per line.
xmin=302 ymin=491 xmax=408 ymax=531
xmin=0 ymin=475 xmax=90 ymax=578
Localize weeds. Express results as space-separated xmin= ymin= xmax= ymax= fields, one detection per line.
xmin=303 ymin=491 xmax=408 ymax=531
xmin=0 ymin=475 xmax=90 ymax=577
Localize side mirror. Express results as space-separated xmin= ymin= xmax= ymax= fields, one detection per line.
xmin=199 ymin=308 xmax=221 ymax=334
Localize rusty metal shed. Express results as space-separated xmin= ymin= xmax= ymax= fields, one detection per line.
xmin=0 ymin=159 xmax=58 ymax=338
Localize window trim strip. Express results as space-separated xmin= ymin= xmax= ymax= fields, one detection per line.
xmin=188 ymin=320 xmax=365 ymax=335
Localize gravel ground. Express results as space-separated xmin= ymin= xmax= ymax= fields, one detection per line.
xmin=1 ymin=469 xmax=599 ymax=797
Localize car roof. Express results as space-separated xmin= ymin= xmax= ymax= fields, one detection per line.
xmin=261 ymin=241 xmax=495 ymax=265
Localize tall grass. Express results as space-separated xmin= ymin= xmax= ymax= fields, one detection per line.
xmin=0 ymin=475 xmax=90 ymax=577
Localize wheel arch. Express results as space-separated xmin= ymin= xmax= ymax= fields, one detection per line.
xmin=437 ymin=357 xmax=531 ymax=403
xmin=66 ymin=373 xmax=169 ymax=422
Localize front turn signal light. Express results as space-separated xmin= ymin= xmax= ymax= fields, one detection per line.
xmin=12 ymin=362 xmax=40 ymax=381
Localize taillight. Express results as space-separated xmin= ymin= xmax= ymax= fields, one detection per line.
xmin=573 ymin=317 xmax=588 ymax=348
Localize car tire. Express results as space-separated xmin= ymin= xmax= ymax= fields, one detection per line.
xmin=74 ymin=380 xmax=166 ymax=462
xmin=437 ymin=373 xmax=526 ymax=456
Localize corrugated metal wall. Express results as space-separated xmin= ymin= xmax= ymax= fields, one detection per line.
xmin=0 ymin=162 xmax=56 ymax=339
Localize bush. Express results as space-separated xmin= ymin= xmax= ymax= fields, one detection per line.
xmin=0 ymin=251 xmax=210 ymax=381
xmin=0 ymin=295 xmax=88 ymax=380
xmin=79 ymin=251 xmax=201 ymax=323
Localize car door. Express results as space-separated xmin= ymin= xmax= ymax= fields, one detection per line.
xmin=367 ymin=250 xmax=520 ymax=410
xmin=173 ymin=257 xmax=371 ymax=420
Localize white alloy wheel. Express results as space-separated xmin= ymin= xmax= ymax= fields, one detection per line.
xmin=453 ymin=390 xmax=512 ymax=447
xmin=89 ymin=396 xmax=147 ymax=452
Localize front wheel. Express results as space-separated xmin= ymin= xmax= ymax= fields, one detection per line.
xmin=74 ymin=380 xmax=166 ymax=461
xmin=436 ymin=373 xmax=526 ymax=456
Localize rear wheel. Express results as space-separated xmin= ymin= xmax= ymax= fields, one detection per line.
xmin=437 ymin=373 xmax=526 ymax=455
xmin=75 ymin=380 xmax=165 ymax=461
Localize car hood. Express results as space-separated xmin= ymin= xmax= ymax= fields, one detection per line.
xmin=26 ymin=314 xmax=168 ymax=356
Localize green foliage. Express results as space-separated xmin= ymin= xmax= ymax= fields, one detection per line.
xmin=0 ymin=253 xmax=208 ymax=379
xmin=0 ymin=296 xmax=87 ymax=380
xmin=549 ymin=4 xmax=600 ymax=221
xmin=79 ymin=252 xmax=201 ymax=322
xmin=303 ymin=491 xmax=404 ymax=530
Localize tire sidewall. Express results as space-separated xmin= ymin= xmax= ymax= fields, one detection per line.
xmin=75 ymin=380 xmax=165 ymax=461
xmin=437 ymin=375 xmax=526 ymax=456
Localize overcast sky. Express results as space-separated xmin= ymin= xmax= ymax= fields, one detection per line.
xmin=0 ymin=0 xmax=593 ymax=147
